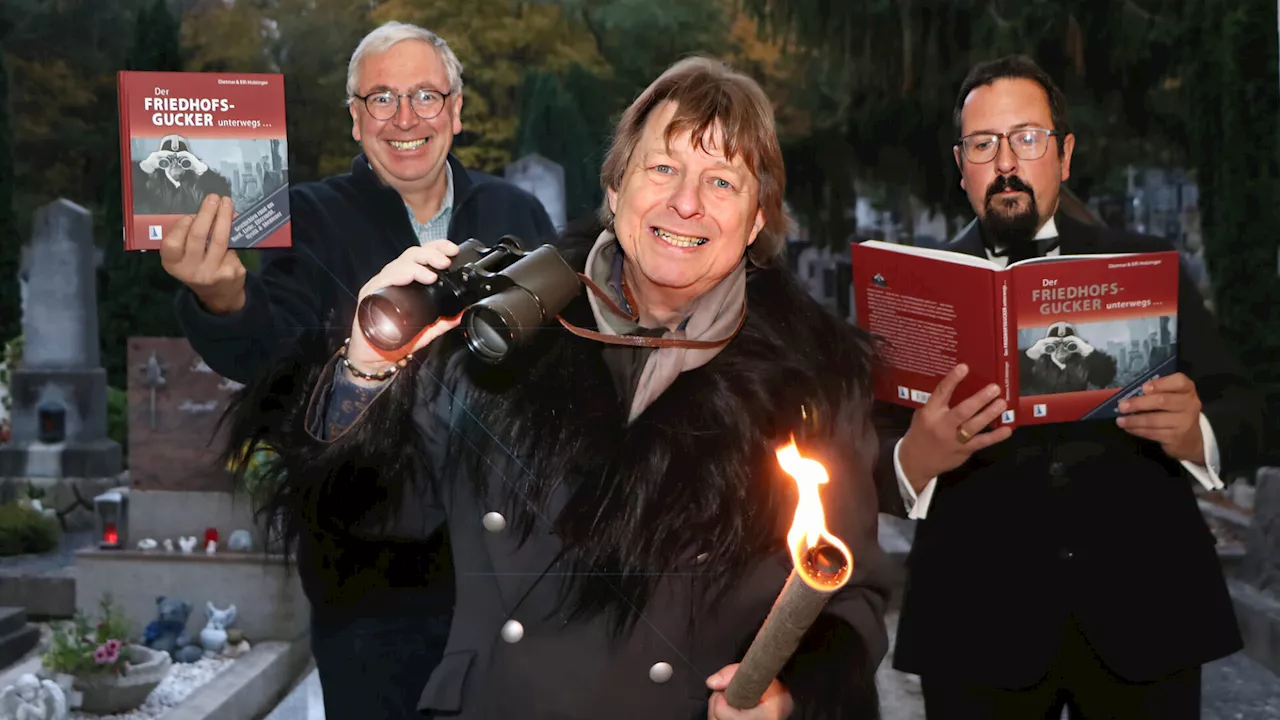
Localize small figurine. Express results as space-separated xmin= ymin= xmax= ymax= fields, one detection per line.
xmin=136 ymin=538 xmax=158 ymax=551
xmin=178 ymin=536 xmax=197 ymax=554
xmin=162 ymin=538 xmax=174 ymax=552
xmin=205 ymin=539 xmax=218 ymax=555
xmin=227 ymin=529 xmax=252 ymax=552
xmin=199 ymin=602 xmax=237 ymax=654
xmin=0 ymin=673 xmax=68 ymax=720
xmin=142 ymin=596 xmax=203 ymax=663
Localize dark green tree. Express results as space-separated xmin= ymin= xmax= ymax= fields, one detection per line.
xmin=1181 ymin=0 xmax=1280 ymax=456
xmin=513 ymin=68 xmax=602 ymax=225
xmin=98 ymin=0 xmax=186 ymax=390
xmin=0 ymin=41 xmax=20 ymax=348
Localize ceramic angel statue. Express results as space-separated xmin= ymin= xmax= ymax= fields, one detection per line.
xmin=0 ymin=673 xmax=68 ymax=720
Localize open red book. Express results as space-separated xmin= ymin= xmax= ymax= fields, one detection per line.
xmin=850 ymin=241 xmax=1180 ymax=427
xmin=118 ymin=70 xmax=291 ymax=251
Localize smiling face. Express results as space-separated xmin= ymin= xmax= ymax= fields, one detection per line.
xmin=349 ymin=39 xmax=462 ymax=196
xmin=607 ymin=100 xmax=765 ymax=320
xmin=955 ymin=77 xmax=1074 ymax=244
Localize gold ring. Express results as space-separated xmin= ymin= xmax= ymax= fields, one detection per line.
xmin=955 ymin=426 xmax=973 ymax=444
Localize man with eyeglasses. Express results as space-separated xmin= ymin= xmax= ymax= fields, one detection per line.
xmin=874 ymin=55 xmax=1261 ymax=719
xmin=158 ymin=20 xmax=554 ymax=720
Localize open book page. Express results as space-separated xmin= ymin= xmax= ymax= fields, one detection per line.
xmin=1007 ymin=251 xmax=1180 ymax=425
xmin=851 ymin=241 xmax=1002 ymax=413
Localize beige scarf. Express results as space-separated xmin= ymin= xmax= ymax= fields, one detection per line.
xmin=559 ymin=229 xmax=747 ymax=423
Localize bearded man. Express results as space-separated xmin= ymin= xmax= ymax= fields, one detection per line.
xmin=223 ymin=57 xmax=894 ymax=718
xmin=877 ymin=55 xmax=1262 ymax=720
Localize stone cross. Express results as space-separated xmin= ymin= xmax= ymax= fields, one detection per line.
xmin=140 ymin=351 xmax=167 ymax=430
xmin=504 ymin=153 xmax=567 ymax=232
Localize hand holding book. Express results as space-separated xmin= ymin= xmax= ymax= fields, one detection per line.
xmin=1115 ymin=373 xmax=1206 ymax=465
xmin=158 ymin=193 xmax=247 ymax=315
xmin=897 ymin=364 xmax=1013 ymax=493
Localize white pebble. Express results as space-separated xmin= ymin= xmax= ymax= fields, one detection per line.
xmin=68 ymin=656 xmax=236 ymax=720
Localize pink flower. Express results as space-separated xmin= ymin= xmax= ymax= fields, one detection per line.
xmin=94 ymin=642 xmax=120 ymax=665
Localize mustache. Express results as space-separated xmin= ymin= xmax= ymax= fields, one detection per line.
xmin=986 ymin=175 xmax=1033 ymax=201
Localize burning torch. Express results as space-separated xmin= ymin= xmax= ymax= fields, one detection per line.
xmin=723 ymin=436 xmax=854 ymax=709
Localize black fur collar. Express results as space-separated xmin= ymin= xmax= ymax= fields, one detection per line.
xmin=428 ymin=223 xmax=878 ymax=629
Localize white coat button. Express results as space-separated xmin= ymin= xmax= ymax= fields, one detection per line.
xmin=694 ymin=552 xmax=710 ymax=564
xmin=501 ymin=619 xmax=524 ymax=643
xmin=483 ymin=512 xmax=507 ymax=533
xmin=649 ymin=661 xmax=673 ymax=683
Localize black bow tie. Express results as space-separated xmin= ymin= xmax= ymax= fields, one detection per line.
xmin=991 ymin=235 xmax=1060 ymax=264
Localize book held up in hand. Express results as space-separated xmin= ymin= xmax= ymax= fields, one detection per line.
xmin=118 ymin=70 xmax=291 ymax=251
xmin=850 ymin=240 xmax=1180 ymax=427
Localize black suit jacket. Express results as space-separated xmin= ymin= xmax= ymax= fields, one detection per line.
xmin=877 ymin=213 xmax=1262 ymax=688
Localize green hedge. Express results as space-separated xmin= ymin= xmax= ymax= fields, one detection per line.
xmin=0 ymin=503 xmax=61 ymax=556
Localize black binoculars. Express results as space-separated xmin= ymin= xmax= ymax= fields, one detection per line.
xmin=356 ymin=236 xmax=581 ymax=364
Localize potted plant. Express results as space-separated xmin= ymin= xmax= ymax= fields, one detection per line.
xmin=40 ymin=595 xmax=171 ymax=714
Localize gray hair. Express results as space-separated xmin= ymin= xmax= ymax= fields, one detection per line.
xmin=345 ymin=21 xmax=464 ymax=100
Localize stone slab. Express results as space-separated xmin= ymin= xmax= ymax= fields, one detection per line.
xmin=167 ymin=639 xmax=312 ymax=720
xmin=1241 ymin=467 xmax=1280 ymax=595
xmin=124 ymin=490 xmax=266 ymax=552
xmin=0 ymin=568 xmax=76 ymax=619
xmin=0 ymin=442 xmax=123 ymax=480
xmin=74 ymin=548 xmax=308 ymax=643
xmin=22 ymin=199 xmax=101 ymax=370
xmin=6 ymin=367 xmax=113 ymax=444
xmin=1228 ymin=578 xmax=1280 ymax=677
xmin=126 ymin=338 xmax=245 ymax=493
xmin=0 ymin=607 xmax=27 ymax=638
xmin=0 ymin=623 xmax=39 ymax=669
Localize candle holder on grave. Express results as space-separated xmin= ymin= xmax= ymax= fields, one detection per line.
xmin=94 ymin=490 xmax=128 ymax=550
xmin=36 ymin=401 xmax=66 ymax=444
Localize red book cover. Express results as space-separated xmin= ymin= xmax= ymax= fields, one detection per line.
xmin=851 ymin=241 xmax=1180 ymax=427
xmin=118 ymin=71 xmax=291 ymax=251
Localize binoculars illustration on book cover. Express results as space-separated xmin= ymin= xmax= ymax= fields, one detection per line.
xmin=357 ymin=236 xmax=581 ymax=364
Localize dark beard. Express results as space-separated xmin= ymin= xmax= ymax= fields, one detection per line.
xmin=980 ymin=174 xmax=1040 ymax=252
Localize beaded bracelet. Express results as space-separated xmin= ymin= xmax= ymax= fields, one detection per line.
xmin=340 ymin=338 xmax=410 ymax=382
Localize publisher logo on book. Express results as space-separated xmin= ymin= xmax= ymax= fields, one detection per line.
xmin=148 ymin=225 xmax=162 ymax=241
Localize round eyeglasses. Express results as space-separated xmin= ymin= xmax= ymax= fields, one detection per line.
xmin=957 ymin=128 xmax=1060 ymax=164
xmin=352 ymin=89 xmax=451 ymax=121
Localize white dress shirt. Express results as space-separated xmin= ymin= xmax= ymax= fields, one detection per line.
xmin=895 ymin=217 xmax=1224 ymax=519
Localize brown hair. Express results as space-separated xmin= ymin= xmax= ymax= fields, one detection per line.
xmin=599 ymin=56 xmax=788 ymax=267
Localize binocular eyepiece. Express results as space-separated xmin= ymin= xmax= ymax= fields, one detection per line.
xmin=356 ymin=236 xmax=581 ymax=364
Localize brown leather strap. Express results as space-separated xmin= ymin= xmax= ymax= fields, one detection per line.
xmin=560 ymin=271 xmax=745 ymax=350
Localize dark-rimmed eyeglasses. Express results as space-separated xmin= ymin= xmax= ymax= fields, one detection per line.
xmin=352 ymin=88 xmax=451 ymax=121
xmin=957 ymin=128 xmax=1060 ymax=164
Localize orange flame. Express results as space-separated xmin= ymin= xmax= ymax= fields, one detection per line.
xmin=776 ymin=436 xmax=853 ymax=591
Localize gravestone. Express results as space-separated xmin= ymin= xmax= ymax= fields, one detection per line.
xmin=1232 ymin=466 xmax=1280 ymax=678
xmin=0 ymin=200 xmax=120 ymax=479
xmin=1241 ymin=467 xmax=1280 ymax=595
xmin=505 ymin=153 xmax=566 ymax=232
xmin=126 ymin=337 xmax=243 ymax=492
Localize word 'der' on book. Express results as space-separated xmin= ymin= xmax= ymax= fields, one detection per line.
xmin=851 ymin=241 xmax=1180 ymax=428
xmin=118 ymin=71 xmax=291 ymax=251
